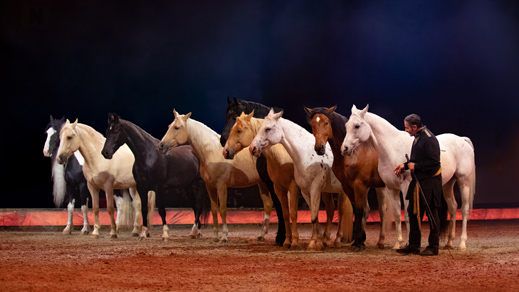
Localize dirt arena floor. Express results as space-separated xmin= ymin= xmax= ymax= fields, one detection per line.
xmin=1 ymin=220 xmax=518 ymax=292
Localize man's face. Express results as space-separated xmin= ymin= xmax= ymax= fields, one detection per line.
xmin=404 ymin=121 xmax=418 ymax=136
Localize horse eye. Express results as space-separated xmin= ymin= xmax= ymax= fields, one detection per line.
xmin=355 ymin=125 xmax=360 ymax=129
xmin=174 ymin=126 xmax=179 ymax=130
xmin=237 ymin=130 xmax=242 ymax=134
xmin=325 ymin=122 xmax=329 ymax=125
xmin=266 ymin=128 xmax=271 ymax=132
xmin=67 ymin=136 xmax=73 ymax=140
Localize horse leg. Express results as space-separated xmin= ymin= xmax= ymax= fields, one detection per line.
xmin=63 ymin=198 xmax=75 ymax=234
xmin=273 ymin=184 xmax=292 ymax=248
xmin=217 ymin=185 xmax=229 ymax=243
xmin=321 ymin=192 xmax=334 ymax=244
xmin=288 ymin=181 xmax=301 ymax=249
xmin=307 ymin=189 xmax=323 ymax=251
xmin=147 ymin=191 xmax=155 ymax=236
xmin=155 ymin=191 xmax=170 ymax=241
xmin=458 ymin=175 xmax=473 ymax=251
xmin=206 ymin=186 xmax=219 ymax=242
xmin=257 ymin=182 xmax=273 ymax=242
xmin=387 ymin=188 xmax=404 ymax=249
xmin=87 ymin=184 xmax=101 ymax=238
xmin=79 ymin=184 xmax=90 ymax=235
xmin=129 ymin=188 xmax=142 ymax=237
xmin=104 ymin=187 xmax=118 ymax=238
xmin=136 ymin=187 xmax=149 ymax=240
xmin=375 ymin=187 xmax=387 ymax=249
xmin=338 ymin=192 xmax=353 ymax=246
xmin=443 ymin=178 xmax=457 ymax=249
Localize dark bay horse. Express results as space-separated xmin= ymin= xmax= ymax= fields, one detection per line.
xmin=305 ymin=106 xmax=387 ymax=251
xmin=220 ymin=96 xmax=286 ymax=246
xmin=101 ymin=113 xmax=210 ymax=240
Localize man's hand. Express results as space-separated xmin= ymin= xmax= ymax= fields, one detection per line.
xmin=408 ymin=162 xmax=415 ymax=171
xmin=394 ymin=164 xmax=405 ymax=175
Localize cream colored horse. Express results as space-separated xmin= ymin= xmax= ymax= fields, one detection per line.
xmin=223 ymin=111 xmax=353 ymax=248
xmin=56 ymin=119 xmax=142 ymax=238
xmin=158 ymin=110 xmax=274 ymax=243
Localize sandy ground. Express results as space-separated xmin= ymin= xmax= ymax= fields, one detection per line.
xmin=0 ymin=220 xmax=518 ymax=292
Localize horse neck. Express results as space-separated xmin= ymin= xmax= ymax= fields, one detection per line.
xmin=278 ymin=118 xmax=314 ymax=165
xmin=365 ymin=112 xmax=409 ymax=164
xmin=75 ymin=124 xmax=106 ymax=168
xmin=121 ymin=120 xmax=159 ymax=163
xmin=186 ymin=119 xmax=221 ymax=164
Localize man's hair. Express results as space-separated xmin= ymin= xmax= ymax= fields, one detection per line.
xmin=404 ymin=114 xmax=422 ymax=127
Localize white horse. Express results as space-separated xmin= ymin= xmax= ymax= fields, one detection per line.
xmin=56 ymin=119 xmax=142 ymax=238
xmin=158 ymin=110 xmax=275 ymax=243
xmin=249 ymin=109 xmax=349 ymax=251
xmin=342 ymin=105 xmax=476 ymax=250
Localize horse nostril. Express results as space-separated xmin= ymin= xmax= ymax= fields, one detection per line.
xmin=344 ymin=146 xmax=348 ymax=152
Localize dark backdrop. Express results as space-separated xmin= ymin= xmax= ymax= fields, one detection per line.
xmin=1 ymin=0 xmax=518 ymax=208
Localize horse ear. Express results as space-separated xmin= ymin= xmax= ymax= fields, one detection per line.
xmin=245 ymin=110 xmax=254 ymax=121
xmin=184 ymin=112 xmax=192 ymax=121
xmin=233 ymin=96 xmax=238 ymax=104
xmin=273 ymin=109 xmax=284 ymax=120
xmin=173 ymin=108 xmax=178 ymax=118
xmin=303 ymin=106 xmax=312 ymax=117
xmin=359 ymin=104 xmax=369 ymax=117
xmin=108 ymin=113 xmax=114 ymax=123
xmin=328 ymin=105 xmax=337 ymax=113
xmin=351 ymin=104 xmax=358 ymax=113
xmin=50 ymin=115 xmax=54 ymax=122
xmin=227 ymin=96 xmax=232 ymax=105
xmin=71 ymin=119 xmax=78 ymax=129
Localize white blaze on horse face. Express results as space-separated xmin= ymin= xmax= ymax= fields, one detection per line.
xmin=316 ymin=116 xmax=320 ymax=123
xmin=43 ymin=128 xmax=56 ymax=157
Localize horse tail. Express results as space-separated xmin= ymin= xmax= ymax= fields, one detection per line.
xmin=51 ymin=159 xmax=67 ymax=207
xmin=147 ymin=190 xmax=156 ymax=227
xmin=462 ymin=136 xmax=476 ymax=209
xmin=115 ymin=189 xmax=135 ymax=231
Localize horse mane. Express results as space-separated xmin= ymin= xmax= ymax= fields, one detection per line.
xmin=306 ymin=107 xmax=348 ymax=139
xmin=120 ymin=119 xmax=159 ymax=143
xmin=236 ymin=98 xmax=283 ymax=118
xmin=187 ymin=118 xmax=222 ymax=155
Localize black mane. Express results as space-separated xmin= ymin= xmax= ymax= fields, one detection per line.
xmin=306 ymin=107 xmax=348 ymax=140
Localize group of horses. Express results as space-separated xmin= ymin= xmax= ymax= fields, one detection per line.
xmin=44 ymin=97 xmax=476 ymax=252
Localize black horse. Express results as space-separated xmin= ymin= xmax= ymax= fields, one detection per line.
xmin=220 ymin=96 xmax=286 ymax=246
xmin=101 ymin=113 xmax=210 ymax=240
xmin=44 ymin=115 xmax=91 ymax=234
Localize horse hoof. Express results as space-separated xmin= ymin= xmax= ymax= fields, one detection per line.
xmin=131 ymin=233 xmax=139 ymax=237
xmin=110 ymin=234 xmax=117 ymax=239
xmin=189 ymin=234 xmax=197 ymax=239
xmin=221 ymin=239 xmax=228 ymax=244
xmin=334 ymin=241 xmax=343 ymax=248
xmin=62 ymin=229 xmax=71 ymax=235
xmin=162 ymin=237 xmax=169 ymax=242
xmin=90 ymin=234 xmax=99 ymax=239
xmin=213 ymin=238 xmax=219 ymax=243
xmin=257 ymin=236 xmax=265 ymax=242
xmin=283 ymin=242 xmax=291 ymax=249
xmin=197 ymin=233 xmax=201 ymax=239
xmin=377 ymin=243 xmax=385 ymax=249
xmin=443 ymin=245 xmax=454 ymax=250
xmin=351 ymin=245 xmax=366 ymax=252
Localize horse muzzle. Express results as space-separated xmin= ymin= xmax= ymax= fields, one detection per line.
xmin=56 ymin=154 xmax=68 ymax=165
xmin=223 ymin=148 xmax=235 ymax=160
xmin=315 ymin=144 xmax=326 ymax=156
xmin=101 ymin=150 xmax=113 ymax=160
xmin=341 ymin=145 xmax=353 ymax=156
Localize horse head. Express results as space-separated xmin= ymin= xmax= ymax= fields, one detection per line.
xmin=56 ymin=119 xmax=80 ymax=164
xmin=158 ymin=109 xmax=191 ymax=154
xmin=305 ymin=106 xmax=336 ymax=156
xmin=342 ymin=104 xmax=371 ymax=156
xmin=43 ymin=115 xmax=66 ymax=157
xmin=102 ymin=113 xmax=125 ymax=159
xmin=223 ymin=110 xmax=255 ymax=160
xmin=249 ymin=108 xmax=283 ymax=157
xmin=220 ymin=96 xmax=248 ymax=147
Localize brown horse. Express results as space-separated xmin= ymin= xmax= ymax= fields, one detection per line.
xmin=305 ymin=106 xmax=387 ymax=251
xmin=223 ymin=111 xmax=353 ymax=248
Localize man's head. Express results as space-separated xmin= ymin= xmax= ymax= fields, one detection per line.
xmin=404 ymin=114 xmax=422 ymax=136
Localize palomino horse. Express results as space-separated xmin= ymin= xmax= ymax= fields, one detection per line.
xmin=101 ymin=113 xmax=210 ymax=240
xmin=56 ymin=119 xmax=142 ymax=238
xmin=220 ymin=97 xmax=287 ymax=246
xmin=249 ymin=109 xmax=350 ymax=251
xmin=44 ymin=116 xmax=131 ymax=235
xmin=305 ymin=106 xmax=388 ymax=251
xmin=158 ymin=110 xmax=275 ymax=243
xmin=223 ymin=111 xmax=353 ymax=248
xmin=342 ymin=105 xmax=476 ymax=250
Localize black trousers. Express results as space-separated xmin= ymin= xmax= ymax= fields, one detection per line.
xmin=407 ymin=198 xmax=440 ymax=251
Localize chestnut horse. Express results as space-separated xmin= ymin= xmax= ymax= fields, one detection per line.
xmin=56 ymin=119 xmax=142 ymax=238
xmin=305 ymin=106 xmax=388 ymax=251
xmin=223 ymin=111 xmax=353 ymax=248
xmin=249 ymin=109 xmax=351 ymax=251
xmin=158 ymin=110 xmax=275 ymax=243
